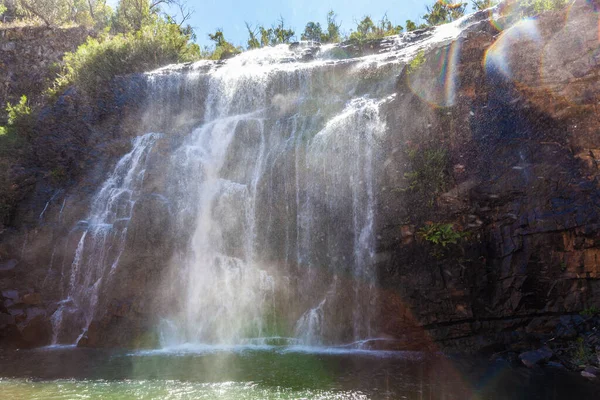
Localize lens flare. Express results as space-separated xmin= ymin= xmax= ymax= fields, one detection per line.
xmin=406 ymin=39 xmax=462 ymax=108
xmin=484 ymin=18 xmax=541 ymax=82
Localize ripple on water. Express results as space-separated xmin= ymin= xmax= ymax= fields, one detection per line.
xmin=0 ymin=379 xmax=369 ymax=400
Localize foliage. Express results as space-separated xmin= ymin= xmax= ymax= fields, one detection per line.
xmin=405 ymin=19 xmax=429 ymax=32
xmin=112 ymin=0 xmax=154 ymax=33
xmin=518 ymin=0 xmax=569 ymax=16
xmin=300 ymin=10 xmax=341 ymax=43
xmin=301 ymin=21 xmax=323 ymax=42
xmin=0 ymin=3 xmax=6 ymax=17
xmin=572 ymin=337 xmax=593 ymax=365
xmin=49 ymin=19 xmax=200 ymax=95
xmin=272 ymin=16 xmax=295 ymax=44
xmin=423 ymin=1 xmax=468 ymax=26
xmin=581 ymin=306 xmax=600 ymax=318
xmin=407 ymin=50 xmax=426 ymax=75
xmin=207 ymin=28 xmax=241 ymax=59
xmin=419 ymin=223 xmax=466 ymax=247
xmin=1 ymin=95 xmax=33 ymax=139
xmin=245 ymin=16 xmax=295 ymax=49
xmin=49 ymin=166 xmax=67 ymax=183
xmin=14 ymin=0 xmax=111 ymax=28
xmin=472 ymin=0 xmax=498 ymax=10
xmin=348 ymin=14 xmax=403 ymax=43
xmin=324 ymin=10 xmax=341 ymax=43
xmin=14 ymin=0 xmax=70 ymax=26
xmin=403 ymin=145 xmax=450 ymax=206
xmin=245 ymin=22 xmax=260 ymax=49
xmin=6 ymin=95 xmax=31 ymax=127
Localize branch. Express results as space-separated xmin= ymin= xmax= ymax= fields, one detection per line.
xmin=20 ymin=1 xmax=52 ymax=27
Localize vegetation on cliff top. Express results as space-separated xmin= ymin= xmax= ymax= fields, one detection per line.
xmin=50 ymin=20 xmax=200 ymax=95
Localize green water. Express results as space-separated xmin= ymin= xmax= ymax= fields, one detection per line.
xmin=0 ymin=379 xmax=369 ymax=399
xmin=0 ymin=346 xmax=596 ymax=399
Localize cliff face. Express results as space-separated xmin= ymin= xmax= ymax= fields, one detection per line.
xmin=0 ymin=0 xmax=599 ymax=353
xmin=0 ymin=26 xmax=92 ymax=113
xmin=377 ymin=0 xmax=600 ymax=351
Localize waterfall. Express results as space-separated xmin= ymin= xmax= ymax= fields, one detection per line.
xmin=52 ymin=11 xmax=486 ymax=348
xmin=51 ymin=133 xmax=161 ymax=344
xmin=156 ymin=39 xmax=398 ymax=346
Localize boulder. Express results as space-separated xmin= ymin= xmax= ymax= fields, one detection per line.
xmin=19 ymin=314 xmax=51 ymax=347
xmin=519 ymin=347 xmax=553 ymax=368
xmin=0 ymin=259 xmax=18 ymax=277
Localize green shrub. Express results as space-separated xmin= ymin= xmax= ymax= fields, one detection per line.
xmin=6 ymin=95 xmax=31 ymax=126
xmin=407 ymin=50 xmax=426 ymax=75
xmin=581 ymin=306 xmax=600 ymax=318
xmin=472 ymin=0 xmax=498 ymax=10
xmin=1 ymin=95 xmax=33 ymax=140
xmin=403 ymin=145 xmax=449 ymax=206
xmin=520 ymin=0 xmax=569 ymax=16
xmin=423 ymin=1 xmax=467 ymax=26
xmin=49 ymin=20 xmax=200 ymax=96
xmin=349 ymin=15 xmax=403 ymax=43
xmin=419 ymin=223 xmax=466 ymax=247
xmin=572 ymin=337 xmax=592 ymax=365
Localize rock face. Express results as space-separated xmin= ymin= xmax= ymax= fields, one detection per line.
xmin=0 ymin=1 xmax=599 ymax=352
xmin=0 ymin=26 xmax=92 ymax=114
xmin=375 ymin=0 xmax=600 ymax=352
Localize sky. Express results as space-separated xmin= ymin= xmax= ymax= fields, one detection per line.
xmin=108 ymin=0 xmax=478 ymax=48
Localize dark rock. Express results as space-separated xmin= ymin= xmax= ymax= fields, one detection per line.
xmin=21 ymin=293 xmax=42 ymax=305
xmin=547 ymin=361 xmax=567 ymax=369
xmin=519 ymin=347 xmax=554 ymax=368
xmin=0 ymin=259 xmax=18 ymax=277
xmin=581 ymin=370 xmax=597 ymax=379
xmin=19 ymin=314 xmax=51 ymax=347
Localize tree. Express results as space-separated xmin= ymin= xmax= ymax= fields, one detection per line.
xmin=208 ymin=28 xmax=226 ymax=47
xmin=351 ymin=15 xmax=376 ymax=41
xmin=247 ymin=17 xmax=294 ymax=48
xmin=245 ymin=22 xmax=260 ymax=49
xmin=208 ymin=28 xmax=240 ymax=59
xmin=301 ymin=21 xmax=323 ymax=42
xmin=349 ymin=14 xmax=403 ymax=42
xmin=378 ymin=13 xmax=403 ymax=36
xmin=15 ymin=0 xmax=71 ymax=26
xmin=259 ymin=25 xmax=272 ymax=47
xmin=405 ymin=19 xmax=429 ymax=31
xmin=324 ymin=10 xmax=341 ymax=43
xmin=112 ymin=0 xmax=190 ymax=33
xmin=300 ymin=10 xmax=340 ymax=43
xmin=272 ymin=16 xmax=294 ymax=44
xmin=406 ymin=20 xmax=417 ymax=31
xmin=423 ymin=1 xmax=467 ymax=26
xmin=471 ymin=0 xmax=497 ymax=10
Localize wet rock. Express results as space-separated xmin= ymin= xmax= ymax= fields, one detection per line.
xmin=0 ymin=312 xmax=15 ymax=327
xmin=519 ymin=347 xmax=553 ymax=368
xmin=21 ymin=293 xmax=42 ymax=305
xmin=0 ymin=259 xmax=18 ymax=277
xmin=581 ymin=369 xmax=597 ymax=380
xmin=1 ymin=289 xmax=19 ymax=303
xmin=19 ymin=314 xmax=51 ymax=347
xmin=547 ymin=361 xmax=567 ymax=370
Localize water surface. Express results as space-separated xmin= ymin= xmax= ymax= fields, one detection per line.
xmin=0 ymin=346 xmax=596 ymax=399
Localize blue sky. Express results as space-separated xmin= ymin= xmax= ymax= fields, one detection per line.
xmin=109 ymin=0 xmax=477 ymax=48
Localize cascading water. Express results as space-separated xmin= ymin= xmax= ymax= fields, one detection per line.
xmin=51 ymin=133 xmax=161 ymax=344
xmin=151 ymin=15 xmax=483 ymax=348
xmin=53 ymin=12 xmax=485 ymax=347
